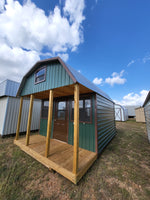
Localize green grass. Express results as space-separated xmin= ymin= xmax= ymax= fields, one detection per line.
xmin=0 ymin=120 xmax=150 ymax=200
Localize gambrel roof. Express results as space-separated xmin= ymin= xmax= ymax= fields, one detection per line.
xmin=17 ymin=57 xmax=112 ymax=102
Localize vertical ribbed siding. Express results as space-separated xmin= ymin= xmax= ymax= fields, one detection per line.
xmin=0 ymin=81 xmax=7 ymax=97
xmin=0 ymin=97 xmax=8 ymax=135
xmin=21 ymin=62 xmax=74 ymax=96
xmin=0 ymin=80 xmax=20 ymax=97
xmin=144 ymin=101 xmax=150 ymax=142
xmin=68 ymin=95 xmax=96 ymax=152
xmin=5 ymin=80 xmax=20 ymax=97
xmin=3 ymin=97 xmax=41 ymax=135
xmin=96 ymin=94 xmax=116 ymax=154
xmin=39 ymin=102 xmax=55 ymax=138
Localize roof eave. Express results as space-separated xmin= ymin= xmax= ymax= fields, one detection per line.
xmin=143 ymin=91 xmax=150 ymax=107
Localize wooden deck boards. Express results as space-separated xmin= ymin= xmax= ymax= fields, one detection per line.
xmin=14 ymin=134 xmax=97 ymax=184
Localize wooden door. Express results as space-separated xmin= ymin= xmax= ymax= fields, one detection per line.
xmin=53 ymin=99 xmax=68 ymax=142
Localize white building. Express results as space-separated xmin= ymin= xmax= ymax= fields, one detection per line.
xmin=0 ymin=80 xmax=41 ymax=136
xmin=115 ymin=104 xmax=128 ymax=121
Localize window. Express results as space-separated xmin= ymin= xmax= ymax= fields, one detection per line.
xmin=41 ymin=100 xmax=49 ymax=118
xmin=71 ymin=97 xmax=91 ymax=123
xmin=35 ymin=67 xmax=46 ymax=84
xmin=57 ymin=101 xmax=66 ymax=120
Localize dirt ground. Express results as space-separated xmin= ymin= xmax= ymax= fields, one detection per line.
xmin=0 ymin=120 xmax=150 ymax=200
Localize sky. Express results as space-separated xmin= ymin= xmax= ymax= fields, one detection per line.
xmin=0 ymin=0 xmax=150 ymax=106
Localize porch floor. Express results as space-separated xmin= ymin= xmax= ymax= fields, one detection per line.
xmin=14 ymin=134 xmax=97 ymax=184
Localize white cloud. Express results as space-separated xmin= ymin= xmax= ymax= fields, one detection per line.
xmin=114 ymin=90 xmax=149 ymax=106
xmin=57 ymin=53 xmax=69 ymax=61
xmin=64 ymin=0 xmax=85 ymax=24
xmin=127 ymin=60 xmax=135 ymax=67
xmin=0 ymin=43 xmax=40 ymax=82
xmin=93 ymin=77 xmax=103 ymax=85
xmin=0 ymin=0 xmax=5 ymax=12
xmin=143 ymin=54 xmax=150 ymax=63
xmin=105 ymin=70 xmax=126 ymax=86
xmin=0 ymin=0 xmax=85 ymax=82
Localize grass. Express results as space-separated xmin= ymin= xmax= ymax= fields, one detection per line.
xmin=0 ymin=120 xmax=150 ymax=200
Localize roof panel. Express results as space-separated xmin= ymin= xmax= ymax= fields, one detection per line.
xmin=66 ymin=64 xmax=112 ymax=101
xmin=0 ymin=80 xmax=20 ymax=97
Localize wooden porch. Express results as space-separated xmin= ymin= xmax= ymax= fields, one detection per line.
xmin=14 ymin=83 xmax=97 ymax=184
xmin=14 ymin=134 xmax=97 ymax=184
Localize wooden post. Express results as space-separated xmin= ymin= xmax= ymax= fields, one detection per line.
xmin=73 ymin=84 xmax=79 ymax=174
xmin=26 ymin=94 xmax=34 ymax=146
xmin=15 ymin=97 xmax=23 ymax=140
xmin=45 ymin=90 xmax=53 ymax=157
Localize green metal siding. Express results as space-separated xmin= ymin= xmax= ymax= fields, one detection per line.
xmin=39 ymin=118 xmax=47 ymax=136
xmin=21 ymin=62 xmax=74 ymax=96
xmin=39 ymin=118 xmax=54 ymax=138
xmin=68 ymin=95 xmax=96 ymax=152
xmin=144 ymin=101 xmax=150 ymax=142
xmin=39 ymin=102 xmax=55 ymax=138
xmin=96 ymin=94 xmax=116 ymax=154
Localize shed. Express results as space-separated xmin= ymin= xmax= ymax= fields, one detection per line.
xmin=115 ymin=104 xmax=128 ymax=121
xmin=0 ymin=79 xmax=41 ymax=136
xmin=143 ymin=91 xmax=150 ymax=142
xmin=135 ymin=107 xmax=145 ymax=123
xmin=14 ymin=57 xmax=116 ymax=184
xmin=124 ymin=105 xmax=139 ymax=118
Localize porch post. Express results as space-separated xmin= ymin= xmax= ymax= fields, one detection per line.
xmin=15 ymin=97 xmax=23 ymax=140
xmin=26 ymin=94 xmax=34 ymax=146
xmin=45 ymin=90 xmax=53 ymax=158
xmin=73 ymin=83 xmax=79 ymax=174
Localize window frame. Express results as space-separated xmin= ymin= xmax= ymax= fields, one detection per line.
xmin=34 ymin=66 xmax=46 ymax=84
xmin=71 ymin=95 xmax=92 ymax=124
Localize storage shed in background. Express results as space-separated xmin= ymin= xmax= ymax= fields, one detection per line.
xmin=115 ymin=104 xmax=128 ymax=121
xmin=135 ymin=107 xmax=145 ymax=123
xmin=143 ymin=91 xmax=150 ymax=142
xmin=124 ymin=105 xmax=139 ymax=118
xmin=0 ymin=79 xmax=41 ymax=136
xmin=14 ymin=56 xmax=116 ymax=184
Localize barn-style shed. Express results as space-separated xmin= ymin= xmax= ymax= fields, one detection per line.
xmin=115 ymin=104 xmax=128 ymax=121
xmin=0 ymin=79 xmax=41 ymax=136
xmin=14 ymin=57 xmax=116 ymax=184
xmin=143 ymin=91 xmax=150 ymax=142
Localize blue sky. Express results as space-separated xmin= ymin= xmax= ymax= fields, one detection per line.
xmin=0 ymin=0 xmax=150 ymax=105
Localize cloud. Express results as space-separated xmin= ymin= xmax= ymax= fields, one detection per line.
xmin=0 ymin=0 xmax=85 ymax=82
xmin=114 ymin=90 xmax=149 ymax=106
xmin=64 ymin=0 xmax=85 ymax=25
xmin=93 ymin=77 xmax=103 ymax=85
xmin=105 ymin=70 xmax=126 ymax=86
xmin=143 ymin=54 xmax=150 ymax=63
xmin=57 ymin=53 xmax=69 ymax=61
xmin=127 ymin=60 xmax=135 ymax=67
xmin=0 ymin=43 xmax=40 ymax=82
xmin=0 ymin=0 xmax=5 ymax=12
